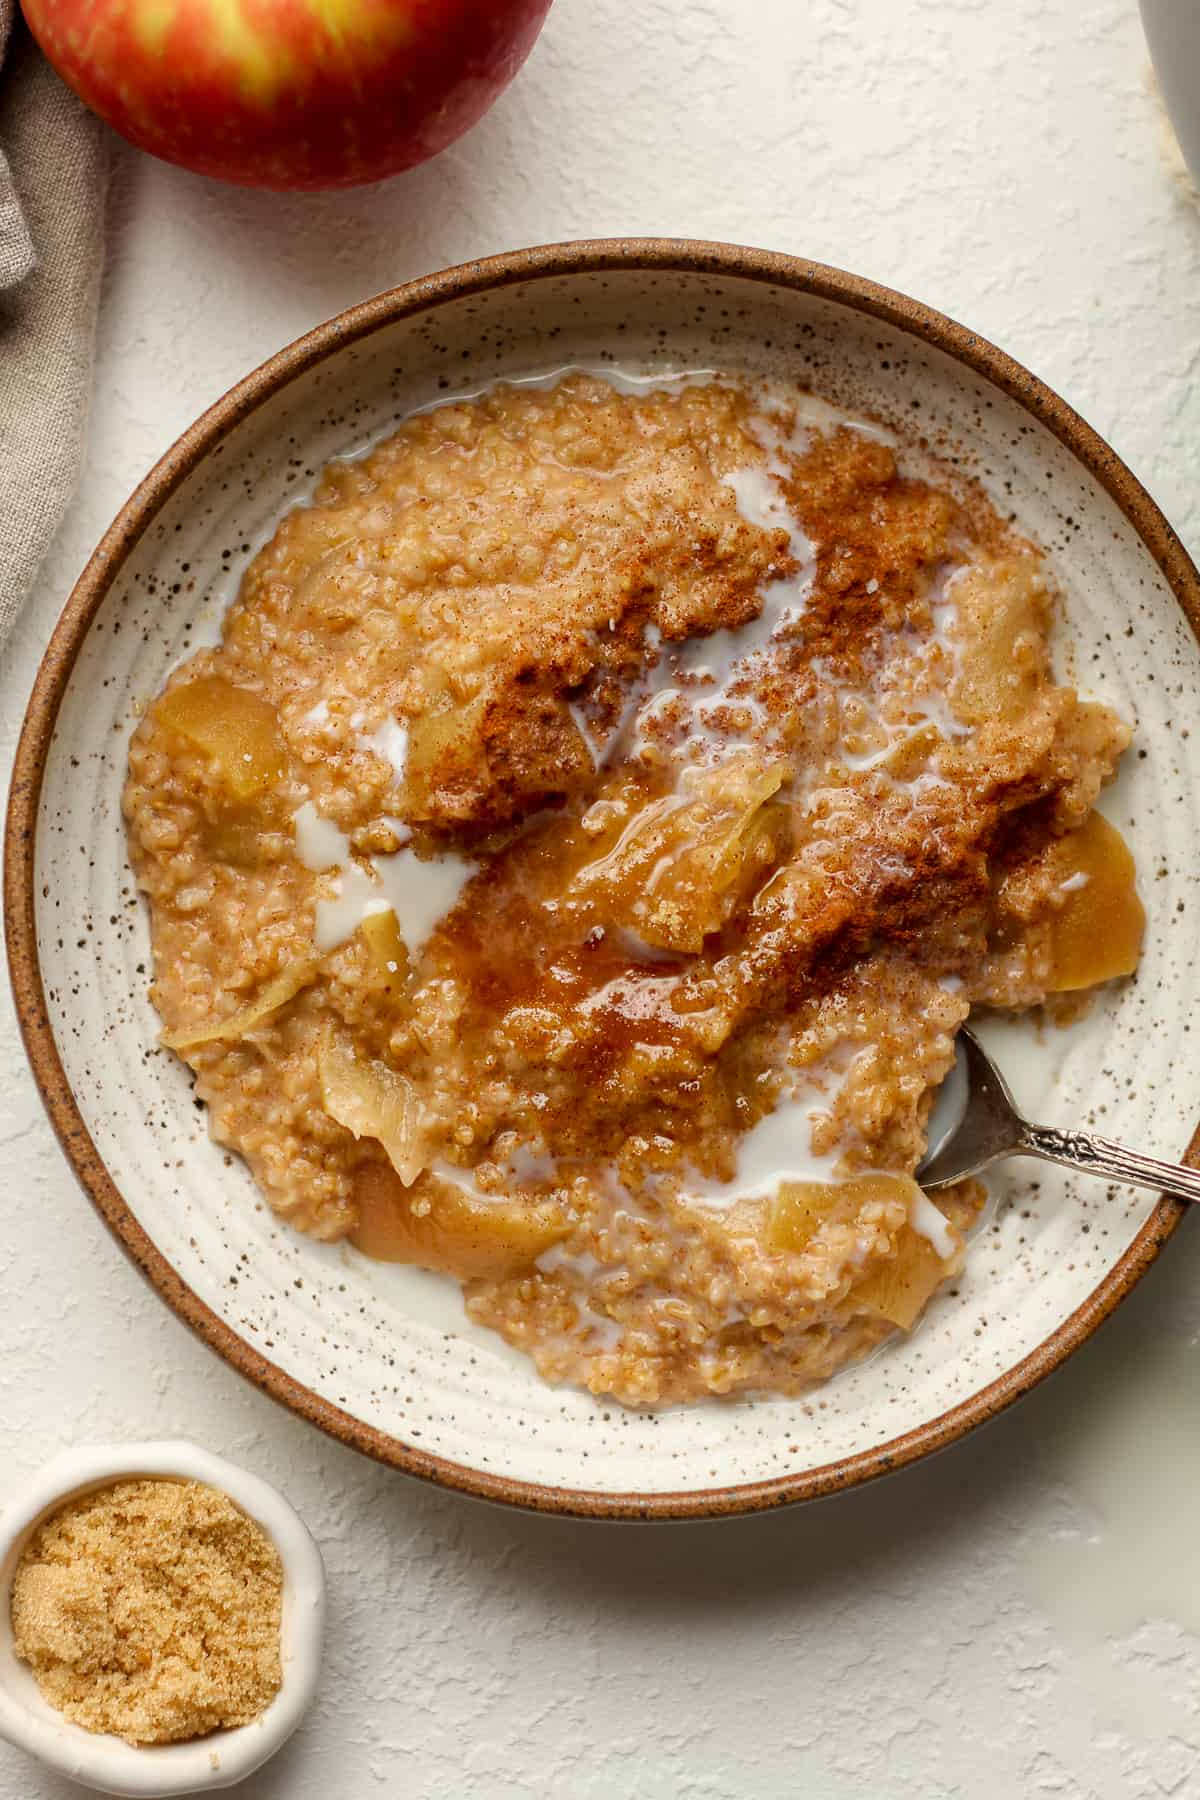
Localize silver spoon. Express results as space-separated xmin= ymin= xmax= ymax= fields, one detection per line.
xmin=917 ymin=1026 xmax=1200 ymax=1202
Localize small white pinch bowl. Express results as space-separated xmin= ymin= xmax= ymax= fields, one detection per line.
xmin=0 ymin=1442 xmax=326 ymax=1797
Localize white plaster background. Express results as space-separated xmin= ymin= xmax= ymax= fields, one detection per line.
xmin=3 ymin=0 xmax=1200 ymax=1794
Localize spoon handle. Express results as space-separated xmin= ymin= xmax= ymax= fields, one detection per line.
xmin=1020 ymin=1122 xmax=1200 ymax=1205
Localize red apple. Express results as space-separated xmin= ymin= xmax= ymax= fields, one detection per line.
xmin=19 ymin=0 xmax=554 ymax=191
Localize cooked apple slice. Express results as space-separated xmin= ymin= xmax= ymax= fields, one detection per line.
xmin=403 ymin=692 xmax=490 ymax=819
xmin=360 ymin=907 xmax=409 ymax=999
xmin=764 ymin=1173 xmax=917 ymax=1254
xmin=568 ymin=759 xmax=790 ymax=952
xmin=1045 ymin=810 xmax=1144 ymax=992
xmin=155 ymin=674 xmax=286 ymax=800
xmin=949 ymin=556 xmax=1051 ymax=728
xmin=162 ymin=958 xmax=317 ymax=1051
xmin=350 ymin=1160 xmax=567 ymax=1278
xmin=404 ymin=684 xmax=592 ymax=826
xmin=670 ymin=796 xmax=790 ymax=948
xmin=319 ymin=1037 xmax=428 ymax=1187
xmin=765 ymin=1174 xmax=956 ymax=1330
xmin=201 ymin=810 xmax=276 ymax=868
xmin=851 ymin=1224 xmax=949 ymax=1331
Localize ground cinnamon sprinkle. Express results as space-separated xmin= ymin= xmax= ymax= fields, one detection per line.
xmin=10 ymin=1478 xmax=283 ymax=1746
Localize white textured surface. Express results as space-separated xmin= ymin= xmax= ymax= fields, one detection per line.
xmin=3 ymin=0 xmax=1200 ymax=1793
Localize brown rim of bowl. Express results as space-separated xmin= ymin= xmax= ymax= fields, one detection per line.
xmin=6 ymin=237 xmax=1199 ymax=1521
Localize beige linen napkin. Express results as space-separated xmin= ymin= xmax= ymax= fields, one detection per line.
xmin=0 ymin=0 xmax=107 ymax=647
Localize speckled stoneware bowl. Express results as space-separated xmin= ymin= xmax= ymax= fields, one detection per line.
xmin=7 ymin=240 xmax=1200 ymax=1519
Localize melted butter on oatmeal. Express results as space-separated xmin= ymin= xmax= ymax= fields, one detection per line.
xmin=124 ymin=372 xmax=1143 ymax=1405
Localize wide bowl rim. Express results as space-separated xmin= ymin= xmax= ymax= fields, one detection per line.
xmin=5 ymin=235 xmax=1198 ymax=1521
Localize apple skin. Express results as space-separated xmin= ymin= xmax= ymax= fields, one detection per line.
xmin=19 ymin=0 xmax=554 ymax=191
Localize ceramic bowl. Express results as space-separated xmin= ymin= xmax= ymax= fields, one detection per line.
xmin=7 ymin=240 xmax=1200 ymax=1519
xmin=0 ymin=1442 xmax=325 ymax=1795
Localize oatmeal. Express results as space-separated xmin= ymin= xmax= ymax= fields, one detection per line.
xmin=124 ymin=373 xmax=1143 ymax=1405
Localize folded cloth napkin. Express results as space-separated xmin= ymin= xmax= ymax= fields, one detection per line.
xmin=0 ymin=0 xmax=107 ymax=648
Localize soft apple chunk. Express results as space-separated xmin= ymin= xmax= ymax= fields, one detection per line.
xmin=350 ymin=1161 xmax=567 ymax=1279
xmin=319 ymin=1038 xmax=428 ymax=1187
xmin=403 ymin=693 xmax=489 ymax=819
xmin=162 ymin=957 xmax=318 ymax=1051
xmin=403 ymin=685 xmax=592 ymax=826
xmin=765 ymin=1175 xmax=956 ymax=1331
xmin=201 ymin=810 xmax=275 ymax=868
xmin=667 ymin=796 xmax=790 ymax=951
xmin=764 ymin=1173 xmax=917 ymax=1253
xmin=1046 ymin=811 xmax=1144 ymax=992
xmin=155 ymin=674 xmax=286 ymax=800
xmin=568 ymin=759 xmax=790 ymax=952
xmin=852 ymin=1225 xmax=950 ymax=1331
xmin=360 ymin=906 xmax=409 ymax=999
xmin=949 ymin=556 xmax=1051 ymax=728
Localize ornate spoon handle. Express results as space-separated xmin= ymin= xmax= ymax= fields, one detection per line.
xmin=1019 ymin=1122 xmax=1200 ymax=1205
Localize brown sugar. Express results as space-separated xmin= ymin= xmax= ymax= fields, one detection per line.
xmin=10 ymin=1478 xmax=283 ymax=1746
